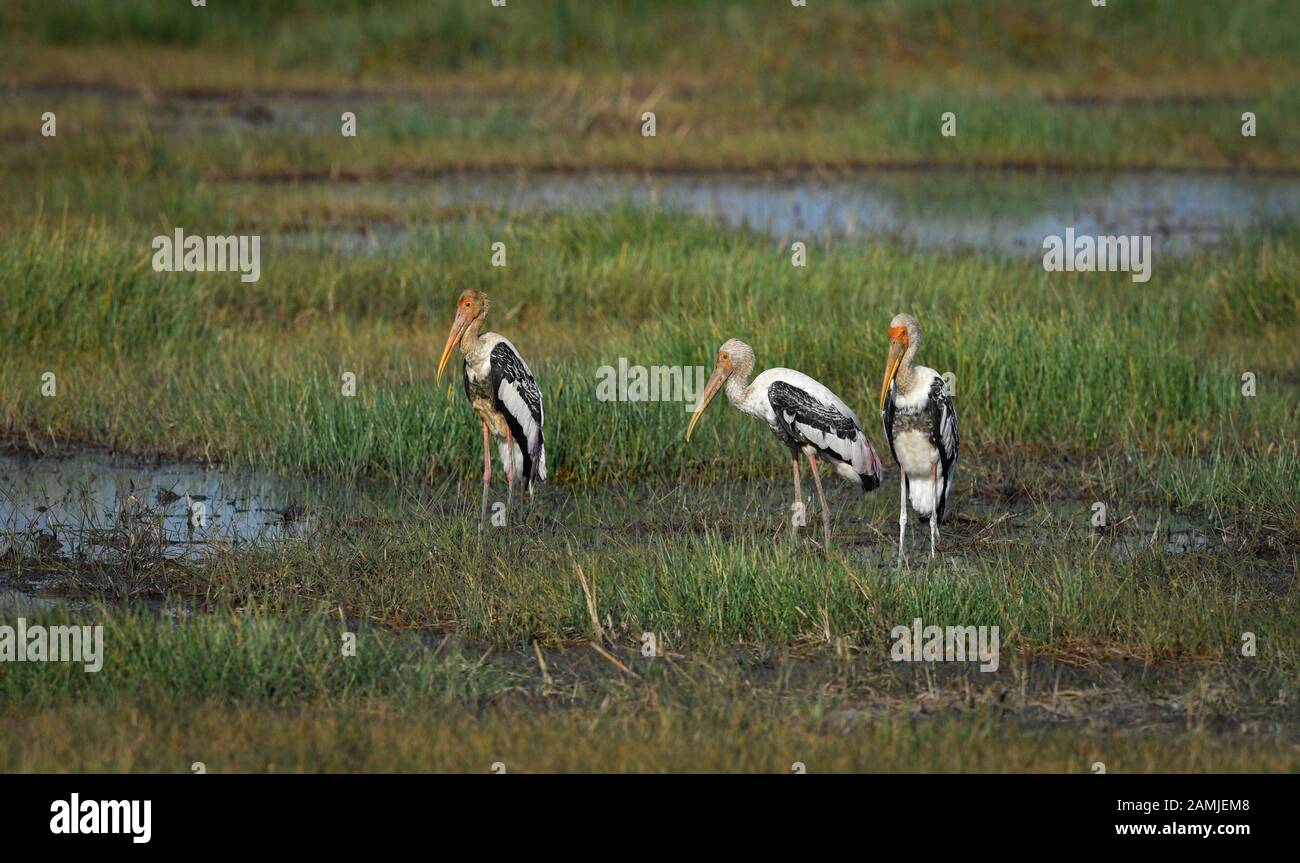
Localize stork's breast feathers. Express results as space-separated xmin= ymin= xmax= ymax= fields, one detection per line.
xmin=885 ymin=371 xmax=959 ymax=475
xmin=892 ymin=429 xmax=938 ymax=475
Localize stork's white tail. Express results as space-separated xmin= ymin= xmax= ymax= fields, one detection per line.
xmin=499 ymin=440 xmax=547 ymax=491
xmin=831 ymin=430 xmax=884 ymax=492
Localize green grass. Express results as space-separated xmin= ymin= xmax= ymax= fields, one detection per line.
xmin=0 ymin=608 xmax=502 ymax=707
xmin=2 ymin=606 xmax=1295 ymax=772
xmin=2 ymin=204 xmax=1296 ymax=486
xmin=101 ymin=482 xmax=1291 ymax=657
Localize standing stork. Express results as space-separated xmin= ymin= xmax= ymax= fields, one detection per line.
xmin=686 ymin=339 xmax=883 ymax=548
xmin=437 ymin=289 xmax=546 ymax=531
xmin=879 ymin=313 xmax=959 ymax=562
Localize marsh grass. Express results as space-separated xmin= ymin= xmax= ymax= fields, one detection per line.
xmin=1 ymin=600 xmax=1295 ymax=772
xmin=0 ymin=605 xmax=501 ymax=708
xmin=187 ymin=507 xmax=1300 ymax=662
xmin=3 ymin=206 xmax=1296 ymax=485
xmin=14 ymin=454 xmax=1286 ymax=665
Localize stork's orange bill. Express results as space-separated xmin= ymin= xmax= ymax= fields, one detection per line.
xmin=880 ymin=324 xmax=908 ymax=410
xmin=685 ymin=364 xmax=729 ymax=442
xmin=437 ymin=307 xmax=470 ymax=380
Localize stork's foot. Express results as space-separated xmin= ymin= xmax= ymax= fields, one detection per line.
xmin=802 ymin=523 xmax=831 ymax=556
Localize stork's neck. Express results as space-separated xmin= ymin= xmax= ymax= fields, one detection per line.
xmin=459 ymin=315 xmax=486 ymax=355
xmin=895 ymin=340 xmax=920 ymax=394
xmin=725 ymin=367 xmax=754 ymax=408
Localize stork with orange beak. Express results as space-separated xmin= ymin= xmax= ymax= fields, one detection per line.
xmin=686 ymin=339 xmax=883 ymax=549
xmin=880 ymin=313 xmax=959 ymax=562
xmin=437 ymin=290 xmax=546 ymax=531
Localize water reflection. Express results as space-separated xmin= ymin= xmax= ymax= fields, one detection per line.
xmin=277 ymin=170 xmax=1300 ymax=256
xmin=0 ymin=452 xmax=315 ymax=561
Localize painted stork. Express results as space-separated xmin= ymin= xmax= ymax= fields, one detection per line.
xmin=436 ymin=289 xmax=546 ymax=531
xmin=686 ymin=339 xmax=883 ymax=548
xmin=879 ymin=313 xmax=959 ymax=562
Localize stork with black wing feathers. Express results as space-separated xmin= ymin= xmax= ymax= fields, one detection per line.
xmin=437 ymin=290 xmax=546 ymax=531
xmin=686 ymin=339 xmax=883 ymax=549
xmin=879 ymin=313 xmax=959 ymax=562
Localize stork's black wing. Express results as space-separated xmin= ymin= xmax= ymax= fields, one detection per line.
xmin=488 ymin=340 xmax=545 ymax=485
xmin=768 ymin=380 xmax=860 ymax=465
xmin=925 ymin=376 xmax=959 ymax=521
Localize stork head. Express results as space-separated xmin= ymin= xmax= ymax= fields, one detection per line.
xmin=686 ymin=339 xmax=754 ymax=442
xmin=880 ymin=313 xmax=921 ymax=411
xmin=437 ymin=289 xmax=490 ymax=379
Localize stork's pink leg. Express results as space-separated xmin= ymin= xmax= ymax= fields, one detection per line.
xmin=505 ymin=425 xmax=515 ymax=522
xmin=480 ymin=422 xmax=491 ymax=533
xmin=929 ymin=462 xmax=939 ymax=559
xmin=791 ymin=455 xmax=803 ymax=539
xmin=806 ymin=452 xmax=831 ymax=550
xmin=897 ymin=468 xmax=908 ymax=566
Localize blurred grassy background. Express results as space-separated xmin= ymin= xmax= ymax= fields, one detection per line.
xmin=5 ymin=0 xmax=1297 ymax=84
xmin=1 ymin=0 xmax=1296 ymax=171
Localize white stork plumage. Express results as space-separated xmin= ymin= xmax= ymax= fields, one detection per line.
xmin=437 ymin=289 xmax=546 ymax=531
xmin=879 ymin=313 xmax=959 ymax=562
xmin=686 ymin=339 xmax=883 ymax=548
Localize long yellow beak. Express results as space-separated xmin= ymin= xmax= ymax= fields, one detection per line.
xmin=686 ymin=364 xmax=728 ymax=442
xmin=436 ymin=314 xmax=468 ymax=380
xmin=880 ymin=338 xmax=905 ymax=411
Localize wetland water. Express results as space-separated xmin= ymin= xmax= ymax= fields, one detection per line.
xmin=278 ymin=169 xmax=1300 ymax=256
xmin=0 ymin=451 xmax=315 ymax=562
xmin=0 ymin=450 xmax=1215 ymax=572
